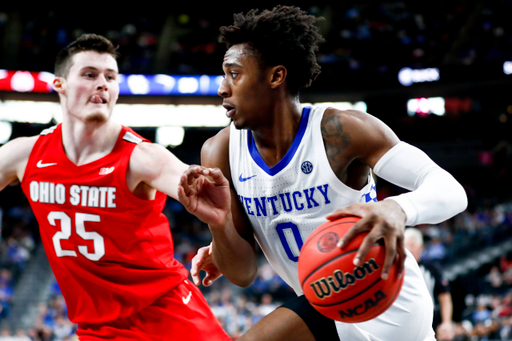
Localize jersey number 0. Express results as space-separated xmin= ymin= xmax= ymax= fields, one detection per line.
xmin=48 ymin=211 xmax=105 ymax=261
xmin=276 ymin=222 xmax=304 ymax=262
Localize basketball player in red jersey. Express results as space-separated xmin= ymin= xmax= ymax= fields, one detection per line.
xmin=178 ymin=6 xmax=467 ymax=341
xmin=0 ymin=34 xmax=230 ymax=341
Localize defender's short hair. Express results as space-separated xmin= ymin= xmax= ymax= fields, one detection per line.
xmin=55 ymin=34 xmax=119 ymax=78
xmin=219 ymin=5 xmax=324 ymax=95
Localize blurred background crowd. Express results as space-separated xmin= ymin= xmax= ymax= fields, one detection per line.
xmin=3 ymin=1 xmax=512 ymax=83
xmin=0 ymin=1 xmax=512 ymax=340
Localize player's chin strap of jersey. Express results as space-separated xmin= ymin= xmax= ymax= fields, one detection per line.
xmin=373 ymin=141 xmax=468 ymax=226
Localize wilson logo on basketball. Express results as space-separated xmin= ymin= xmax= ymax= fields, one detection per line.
xmin=310 ymin=259 xmax=380 ymax=299
xmin=99 ymin=167 xmax=115 ymax=175
xmin=317 ymin=232 xmax=339 ymax=253
xmin=338 ymin=290 xmax=387 ymax=320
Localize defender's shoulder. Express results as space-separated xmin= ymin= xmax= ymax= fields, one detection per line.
xmin=0 ymin=135 xmax=40 ymax=185
xmin=3 ymin=135 xmax=39 ymax=159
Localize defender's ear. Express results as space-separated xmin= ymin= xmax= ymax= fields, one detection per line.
xmin=269 ymin=65 xmax=287 ymax=89
xmin=53 ymin=77 xmax=66 ymax=95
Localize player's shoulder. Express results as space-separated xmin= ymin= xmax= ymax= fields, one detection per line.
xmin=121 ymin=126 xmax=148 ymax=144
xmin=199 ymin=126 xmax=232 ymax=180
xmin=201 ymin=126 xmax=230 ymax=166
xmin=322 ymin=108 xmax=378 ymax=128
xmin=130 ymin=141 xmax=167 ymax=167
xmin=0 ymin=136 xmax=40 ymax=183
xmin=322 ymin=107 xmax=397 ymax=143
xmin=204 ymin=126 xmax=230 ymax=151
xmin=1 ymin=135 xmax=39 ymax=160
xmin=128 ymin=140 xmax=187 ymax=189
xmin=320 ymin=108 xmax=372 ymax=147
xmin=320 ymin=107 xmax=399 ymax=166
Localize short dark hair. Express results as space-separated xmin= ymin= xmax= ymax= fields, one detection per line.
xmin=219 ymin=5 xmax=324 ymax=95
xmin=54 ymin=34 xmax=119 ymax=78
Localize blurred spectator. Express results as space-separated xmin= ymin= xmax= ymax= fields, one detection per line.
xmin=13 ymin=330 xmax=30 ymax=341
xmin=257 ymin=293 xmax=277 ymax=316
xmin=52 ymin=316 xmax=74 ymax=341
xmin=422 ymin=229 xmax=448 ymax=261
xmin=472 ymin=303 xmax=491 ymax=324
xmin=485 ymin=266 xmax=506 ymax=295
xmin=0 ymin=328 xmax=12 ymax=341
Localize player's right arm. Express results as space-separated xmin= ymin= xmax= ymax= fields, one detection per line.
xmin=178 ymin=128 xmax=258 ymax=287
xmin=0 ymin=136 xmax=38 ymax=191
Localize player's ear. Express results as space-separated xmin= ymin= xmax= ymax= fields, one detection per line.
xmin=53 ymin=76 xmax=66 ymax=94
xmin=269 ymin=65 xmax=287 ymax=89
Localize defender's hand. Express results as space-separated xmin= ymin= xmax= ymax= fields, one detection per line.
xmin=178 ymin=166 xmax=231 ymax=227
xmin=190 ymin=243 xmax=223 ymax=287
xmin=326 ymin=200 xmax=407 ymax=280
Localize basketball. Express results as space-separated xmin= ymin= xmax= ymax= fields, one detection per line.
xmin=298 ymin=216 xmax=405 ymax=323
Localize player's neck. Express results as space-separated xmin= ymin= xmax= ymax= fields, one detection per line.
xmin=251 ymin=99 xmax=302 ymax=167
xmin=60 ymin=116 xmax=122 ymax=166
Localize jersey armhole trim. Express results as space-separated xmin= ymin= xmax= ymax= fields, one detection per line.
xmin=40 ymin=125 xmax=58 ymax=136
xmin=122 ymin=132 xmax=143 ymax=144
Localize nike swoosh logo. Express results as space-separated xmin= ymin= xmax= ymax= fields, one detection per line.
xmin=37 ymin=160 xmax=58 ymax=168
xmin=182 ymin=291 xmax=192 ymax=305
xmin=239 ymin=174 xmax=257 ymax=182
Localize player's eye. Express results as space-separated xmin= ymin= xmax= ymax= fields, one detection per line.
xmin=231 ymin=72 xmax=238 ymax=79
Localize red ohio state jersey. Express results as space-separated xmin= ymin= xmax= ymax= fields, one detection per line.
xmin=21 ymin=124 xmax=188 ymax=323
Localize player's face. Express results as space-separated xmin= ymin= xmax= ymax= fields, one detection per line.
xmin=62 ymin=51 xmax=119 ymax=124
xmin=218 ymin=44 xmax=272 ymax=130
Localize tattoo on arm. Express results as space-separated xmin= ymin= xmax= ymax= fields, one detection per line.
xmin=321 ymin=114 xmax=351 ymax=167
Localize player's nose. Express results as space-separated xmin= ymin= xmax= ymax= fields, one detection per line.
xmin=96 ymin=74 xmax=108 ymax=91
xmin=217 ymin=78 xmax=231 ymax=98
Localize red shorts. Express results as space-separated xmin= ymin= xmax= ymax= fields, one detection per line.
xmin=77 ymin=279 xmax=231 ymax=341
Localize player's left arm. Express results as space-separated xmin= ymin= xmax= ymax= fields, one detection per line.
xmin=127 ymin=142 xmax=189 ymax=199
xmin=325 ymin=109 xmax=467 ymax=279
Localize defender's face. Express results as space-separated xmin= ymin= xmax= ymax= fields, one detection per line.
xmin=62 ymin=51 xmax=119 ymax=123
xmin=218 ymin=44 xmax=271 ymax=130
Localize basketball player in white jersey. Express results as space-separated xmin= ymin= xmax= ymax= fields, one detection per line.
xmin=178 ymin=5 xmax=467 ymax=341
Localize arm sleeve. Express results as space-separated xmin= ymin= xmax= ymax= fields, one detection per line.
xmin=373 ymin=142 xmax=468 ymax=226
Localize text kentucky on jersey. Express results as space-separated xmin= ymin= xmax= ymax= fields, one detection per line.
xmin=238 ymin=184 xmax=332 ymax=217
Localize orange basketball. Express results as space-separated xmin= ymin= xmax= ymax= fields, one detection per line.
xmin=298 ymin=216 xmax=404 ymax=323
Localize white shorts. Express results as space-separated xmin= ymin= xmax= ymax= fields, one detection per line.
xmin=335 ymin=250 xmax=436 ymax=341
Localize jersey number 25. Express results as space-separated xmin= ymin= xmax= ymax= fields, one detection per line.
xmin=48 ymin=211 xmax=105 ymax=261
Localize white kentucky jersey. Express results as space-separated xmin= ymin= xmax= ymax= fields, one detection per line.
xmin=230 ymin=105 xmax=377 ymax=294
xmin=229 ymin=105 xmax=436 ymax=341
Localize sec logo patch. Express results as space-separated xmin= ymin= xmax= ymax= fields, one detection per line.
xmin=301 ymin=161 xmax=313 ymax=174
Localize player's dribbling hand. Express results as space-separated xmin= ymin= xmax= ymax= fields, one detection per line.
xmin=177 ymin=165 xmax=231 ymax=227
xmin=190 ymin=243 xmax=223 ymax=287
xmin=326 ymin=200 xmax=407 ymax=280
